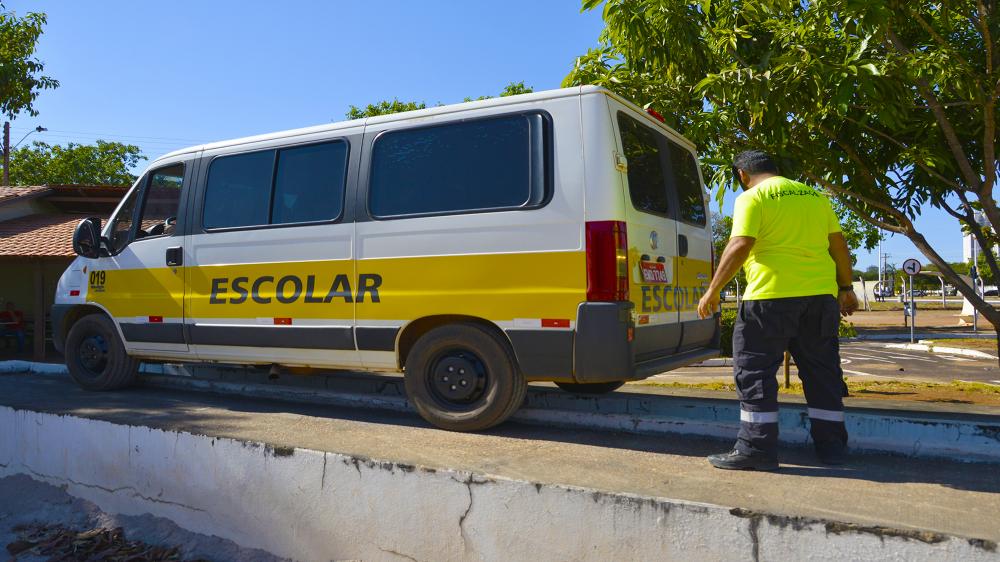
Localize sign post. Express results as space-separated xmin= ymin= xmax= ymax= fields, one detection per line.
xmin=902 ymin=259 xmax=921 ymax=343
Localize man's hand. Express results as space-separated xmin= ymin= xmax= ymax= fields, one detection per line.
xmin=839 ymin=290 xmax=859 ymax=317
xmin=698 ymin=291 xmax=720 ymax=319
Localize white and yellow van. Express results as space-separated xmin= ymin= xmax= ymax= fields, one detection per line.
xmin=53 ymin=86 xmax=718 ymax=431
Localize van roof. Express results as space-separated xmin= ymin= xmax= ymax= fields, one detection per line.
xmin=154 ymin=85 xmax=695 ymax=162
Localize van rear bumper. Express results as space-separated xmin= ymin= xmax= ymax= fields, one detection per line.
xmin=573 ymin=303 xmax=720 ymax=383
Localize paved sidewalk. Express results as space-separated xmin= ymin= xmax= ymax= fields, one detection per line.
xmin=1 ymin=372 xmax=998 ymax=545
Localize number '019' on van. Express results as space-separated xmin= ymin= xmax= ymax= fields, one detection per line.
xmin=54 ymin=86 xmax=719 ymax=431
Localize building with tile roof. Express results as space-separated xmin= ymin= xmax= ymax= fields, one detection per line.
xmin=0 ymin=184 xmax=127 ymax=360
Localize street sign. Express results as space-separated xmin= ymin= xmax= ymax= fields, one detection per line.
xmin=902 ymin=258 xmax=922 ymax=276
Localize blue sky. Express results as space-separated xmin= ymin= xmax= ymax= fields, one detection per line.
xmin=6 ymin=0 xmax=966 ymax=268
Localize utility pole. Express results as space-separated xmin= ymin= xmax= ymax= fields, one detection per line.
xmin=2 ymin=122 xmax=9 ymax=186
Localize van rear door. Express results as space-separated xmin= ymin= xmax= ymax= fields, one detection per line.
xmin=609 ymin=103 xmax=682 ymax=362
xmin=665 ymin=143 xmax=716 ymax=350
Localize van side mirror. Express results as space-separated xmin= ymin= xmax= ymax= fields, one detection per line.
xmin=72 ymin=217 xmax=102 ymax=258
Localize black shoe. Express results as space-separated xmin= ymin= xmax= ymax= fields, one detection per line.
xmin=815 ymin=441 xmax=848 ymax=465
xmin=707 ymin=449 xmax=779 ymax=471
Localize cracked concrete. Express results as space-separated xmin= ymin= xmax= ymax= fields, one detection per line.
xmin=2 ymin=373 xmax=999 ymax=561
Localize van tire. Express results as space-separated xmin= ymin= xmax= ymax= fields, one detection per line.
xmin=404 ymin=323 xmax=526 ymax=432
xmin=555 ymin=381 xmax=625 ymax=394
xmin=65 ymin=313 xmax=139 ymax=391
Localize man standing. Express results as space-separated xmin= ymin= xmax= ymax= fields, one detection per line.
xmin=0 ymin=301 xmax=26 ymax=353
xmin=697 ymin=150 xmax=858 ymax=470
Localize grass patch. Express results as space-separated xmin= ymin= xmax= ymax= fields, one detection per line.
xmin=635 ymin=379 xmax=1000 ymax=405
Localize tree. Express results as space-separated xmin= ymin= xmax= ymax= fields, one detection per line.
xmin=977 ymin=248 xmax=999 ymax=286
xmin=345 ymin=99 xmax=427 ymax=120
xmin=348 ymin=82 xmax=534 ymax=118
xmin=8 ymin=140 xmax=145 ymax=186
xmin=711 ymin=213 xmax=746 ymax=292
xmin=566 ymin=0 xmax=1000 ymax=336
xmin=0 ymin=5 xmax=58 ymax=119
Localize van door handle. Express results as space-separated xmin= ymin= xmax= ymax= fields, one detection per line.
xmin=166 ymin=247 xmax=183 ymax=267
xmin=678 ymin=235 xmax=689 ymax=257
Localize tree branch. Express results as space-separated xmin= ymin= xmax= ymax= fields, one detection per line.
xmin=908 ymin=229 xmax=1000 ymax=329
xmin=841 ymin=115 xmax=962 ymax=189
xmin=802 ymin=171 xmax=909 ymax=233
xmin=884 ymin=28 xmax=982 ymax=190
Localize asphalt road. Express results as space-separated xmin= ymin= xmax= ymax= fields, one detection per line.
xmin=646 ymin=341 xmax=1000 ymax=385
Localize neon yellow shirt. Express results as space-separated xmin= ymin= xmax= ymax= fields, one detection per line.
xmin=731 ymin=176 xmax=841 ymax=300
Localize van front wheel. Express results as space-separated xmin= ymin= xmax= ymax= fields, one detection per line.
xmin=65 ymin=313 xmax=139 ymax=391
xmin=555 ymin=381 xmax=625 ymax=394
xmin=404 ymin=323 xmax=526 ymax=432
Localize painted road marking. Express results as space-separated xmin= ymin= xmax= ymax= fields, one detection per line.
xmin=881 ymin=353 xmax=938 ymax=363
xmin=842 ymin=353 xmax=895 ymax=363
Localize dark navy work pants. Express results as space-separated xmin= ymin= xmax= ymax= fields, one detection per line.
xmin=732 ymin=295 xmax=849 ymax=456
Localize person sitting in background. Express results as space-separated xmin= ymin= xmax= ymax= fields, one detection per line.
xmin=0 ymin=301 xmax=26 ymax=353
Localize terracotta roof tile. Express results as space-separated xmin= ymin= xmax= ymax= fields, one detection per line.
xmin=0 ymin=185 xmax=52 ymax=205
xmin=0 ymin=214 xmax=84 ymax=258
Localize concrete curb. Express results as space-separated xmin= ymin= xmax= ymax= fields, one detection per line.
xmin=5 ymin=361 xmax=999 ymax=464
xmin=884 ymin=342 xmax=998 ymax=360
xmin=2 ymin=406 xmax=996 ymax=561
xmin=854 ymin=332 xmax=998 ymax=341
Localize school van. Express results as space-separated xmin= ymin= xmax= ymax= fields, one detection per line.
xmin=53 ymin=86 xmax=718 ymax=431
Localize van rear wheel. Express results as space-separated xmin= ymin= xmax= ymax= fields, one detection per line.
xmin=404 ymin=323 xmax=526 ymax=432
xmin=555 ymin=381 xmax=625 ymax=395
xmin=65 ymin=313 xmax=139 ymax=391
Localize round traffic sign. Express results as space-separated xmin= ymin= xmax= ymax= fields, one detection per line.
xmin=902 ymin=258 xmax=922 ymax=275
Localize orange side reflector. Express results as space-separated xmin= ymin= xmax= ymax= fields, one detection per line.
xmin=541 ymin=319 xmax=570 ymax=328
xmin=69 ymin=290 xmax=80 ymax=296
xmin=627 ymin=327 xmax=635 ymax=341
xmin=274 ymin=318 xmax=292 ymax=325
xmin=148 ymin=316 xmax=163 ymax=323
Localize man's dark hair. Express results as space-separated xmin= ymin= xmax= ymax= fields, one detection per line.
xmin=733 ymin=150 xmax=779 ymax=175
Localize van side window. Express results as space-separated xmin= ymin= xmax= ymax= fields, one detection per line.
xmin=617 ymin=114 xmax=670 ymax=217
xmin=203 ymin=140 xmax=349 ymax=230
xmin=136 ymin=163 xmax=184 ymax=239
xmin=272 ymin=141 xmax=348 ymax=224
xmin=668 ymin=143 xmax=706 ymax=226
xmin=369 ymin=113 xmax=547 ymax=218
xmin=203 ymin=151 xmax=274 ymax=229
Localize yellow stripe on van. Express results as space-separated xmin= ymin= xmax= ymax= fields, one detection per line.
xmin=89 ymin=251 xmax=587 ymax=324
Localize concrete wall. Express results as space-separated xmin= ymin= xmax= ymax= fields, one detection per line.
xmin=0 ymin=405 xmax=993 ymax=562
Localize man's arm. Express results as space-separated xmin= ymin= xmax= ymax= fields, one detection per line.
xmin=697 ymin=236 xmax=755 ymax=319
xmin=828 ymin=232 xmax=859 ymax=316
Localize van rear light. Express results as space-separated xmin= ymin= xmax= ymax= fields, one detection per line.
xmin=586 ymin=221 xmax=629 ymax=301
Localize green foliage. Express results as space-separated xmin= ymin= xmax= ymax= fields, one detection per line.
xmin=350 ymin=82 xmax=534 ymax=118
xmin=345 ymin=99 xmax=427 ymax=120
xmin=976 ymin=248 xmax=999 ymax=285
xmin=711 ymin=213 xmax=747 ymax=291
xmin=839 ymin=319 xmax=858 ymax=338
xmin=718 ymin=308 xmax=736 ymax=357
xmin=9 ymin=140 xmax=146 ymax=186
xmin=567 ymin=0 xmax=1000 ymax=320
xmin=0 ymin=5 xmax=58 ymax=119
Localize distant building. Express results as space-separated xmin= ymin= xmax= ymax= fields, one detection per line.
xmin=962 ymin=211 xmax=997 ymax=263
xmin=0 ymin=185 xmax=126 ymax=360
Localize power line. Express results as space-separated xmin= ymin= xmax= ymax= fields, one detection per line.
xmin=7 ymin=127 xmax=206 ymax=144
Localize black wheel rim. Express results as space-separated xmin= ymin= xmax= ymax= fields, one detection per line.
xmin=77 ymin=333 xmax=109 ymax=378
xmin=426 ymin=348 xmax=489 ymax=409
